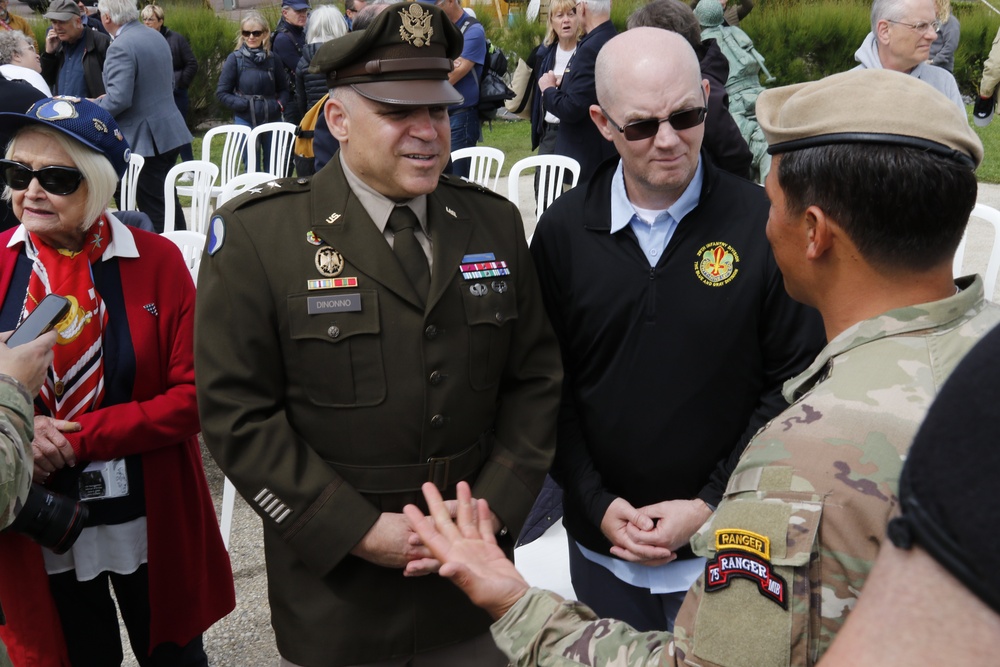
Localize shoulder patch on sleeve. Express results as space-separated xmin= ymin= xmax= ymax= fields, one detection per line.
xmin=207 ymin=216 xmax=226 ymax=256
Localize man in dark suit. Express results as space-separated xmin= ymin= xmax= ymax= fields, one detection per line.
xmin=537 ymin=0 xmax=617 ymax=181
xmin=96 ymin=0 xmax=191 ymax=232
xmin=194 ymin=4 xmax=562 ymax=666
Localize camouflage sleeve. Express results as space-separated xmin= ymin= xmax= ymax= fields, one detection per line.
xmin=0 ymin=375 xmax=34 ymax=529
xmin=491 ymin=588 xmax=673 ymax=666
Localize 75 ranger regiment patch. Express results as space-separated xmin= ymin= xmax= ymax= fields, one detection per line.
xmin=705 ymin=529 xmax=787 ymax=608
xmin=695 ymin=241 xmax=740 ymax=286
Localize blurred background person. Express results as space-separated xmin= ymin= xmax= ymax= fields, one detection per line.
xmin=0 ymin=0 xmax=35 ymax=50
xmin=140 ymin=4 xmax=198 ymax=168
xmin=76 ymin=0 xmax=108 ymax=35
xmin=293 ymin=3 xmax=347 ymax=176
xmin=0 ymin=31 xmax=50 ymax=95
xmin=344 ymin=0 xmax=367 ymax=29
xmin=273 ymin=0 xmax=309 ymax=123
xmin=929 ymin=0 xmax=958 ymax=72
xmin=0 ymin=97 xmax=234 ymax=667
xmin=217 ymin=11 xmax=290 ymax=172
xmin=96 ymin=0 xmax=191 ymax=234
xmin=530 ymin=0 xmax=581 ymax=183
xmin=40 ymin=0 xmax=109 ymax=98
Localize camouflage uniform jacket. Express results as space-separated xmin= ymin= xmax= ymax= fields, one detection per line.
xmin=0 ymin=374 xmax=33 ymax=667
xmin=492 ymin=276 xmax=1000 ymax=667
xmin=0 ymin=374 xmax=32 ymax=530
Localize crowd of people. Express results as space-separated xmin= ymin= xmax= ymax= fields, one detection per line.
xmin=0 ymin=0 xmax=997 ymax=666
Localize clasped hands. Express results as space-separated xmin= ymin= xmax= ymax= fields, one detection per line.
xmin=600 ymin=496 xmax=714 ymax=566
xmin=350 ymin=485 xmax=502 ymax=578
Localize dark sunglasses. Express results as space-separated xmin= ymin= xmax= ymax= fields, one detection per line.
xmin=0 ymin=160 xmax=85 ymax=196
xmin=600 ymin=102 xmax=708 ymax=141
xmin=242 ymin=29 xmax=265 ymax=37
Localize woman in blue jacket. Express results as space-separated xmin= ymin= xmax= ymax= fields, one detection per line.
xmin=216 ymin=11 xmax=290 ymax=171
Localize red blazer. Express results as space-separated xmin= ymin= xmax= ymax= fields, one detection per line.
xmin=0 ymin=222 xmax=234 ymax=666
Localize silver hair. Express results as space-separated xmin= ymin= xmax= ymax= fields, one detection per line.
xmin=871 ymin=0 xmax=914 ymax=33
xmin=306 ymin=4 xmax=348 ymax=44
xmin=0 ymin=30 xmax=29 ymax=66
xmin=580 ymin=0 xmax=611 ymax=16
xmin=97 ymin=0 xmax=139 ymax=26
xmin=3 ymin=126 xmax=118 ymax=230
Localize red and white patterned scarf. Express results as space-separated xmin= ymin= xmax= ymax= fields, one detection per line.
xmin=22 ymin=216 xmax=110 ymax=420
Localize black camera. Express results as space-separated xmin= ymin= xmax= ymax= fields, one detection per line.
xmin=7 ymin=484 xmax=88 ymax=554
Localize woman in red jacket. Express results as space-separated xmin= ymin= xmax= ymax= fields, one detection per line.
xmin=0 ymin=97 xmax=233 ymax=666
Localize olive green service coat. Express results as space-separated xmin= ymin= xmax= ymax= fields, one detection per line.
xmin=194 ymin=160 xmax=562 ymax=666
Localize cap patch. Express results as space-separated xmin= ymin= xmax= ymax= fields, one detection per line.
xmin=399 ymin=3 xmax=434 ymax=47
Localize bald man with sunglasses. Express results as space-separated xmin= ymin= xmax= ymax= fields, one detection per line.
xmin=528 ymin=27 xmax=823 ymax=634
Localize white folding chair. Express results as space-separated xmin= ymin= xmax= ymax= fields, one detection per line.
xmin=220 ymin=478 xmax=237 ymax=551
xmin=248 ymin=122 xmax=296 ymax=178
xmin=161 ymin=230 xmax=206 ymax=284
xmin=164 ymin=160 xmax=218 ymax=234
xmin=179 ymin=124 xmax=251 ymax=202
xmin=451 ymin=146 xmax=505 ymax=191
xmin=216 ymin=171 xmax=279 ymax=207
xmin=954 ymin=203 xmax=1000 ymax=300
xmin=119 ymin=153 xmax=144 ymax=212
xmin=506 ymin=154 xmax=581 ymax=222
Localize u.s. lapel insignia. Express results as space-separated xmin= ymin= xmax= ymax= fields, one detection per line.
xmin=315 ymin=247 xmax=345 ymax=277
xmin=446 ymin=206 xmax=457 ymax=218
xmin=398 ymin=3 xmax=433 ymax=47
xmin=326 ymin=212 xmax=342 ymax=224
xmin=306 ymin=231 xmax=324 ymax=246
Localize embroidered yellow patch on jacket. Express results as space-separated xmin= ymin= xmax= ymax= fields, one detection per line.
xmin=695 ymin=242 xmax=740 ymax=286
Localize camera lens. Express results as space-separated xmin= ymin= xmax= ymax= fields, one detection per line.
xmin=6 ymin=484 xmax=89 ymax=554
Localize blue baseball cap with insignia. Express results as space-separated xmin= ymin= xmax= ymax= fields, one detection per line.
xmin=0 ymin=96 xmax=132 ymax=179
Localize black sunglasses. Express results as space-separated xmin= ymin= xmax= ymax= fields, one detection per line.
xmin=601 ymin=101 xmax=708 ymax=141
xmin=242 ymin=29 xmax=265 ymax=37
xmin=0 ymin=160 xmax=85 ymax=196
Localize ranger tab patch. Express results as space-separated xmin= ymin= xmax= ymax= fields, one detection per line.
xmin=715 ymin=528 xmax=770 ymax=560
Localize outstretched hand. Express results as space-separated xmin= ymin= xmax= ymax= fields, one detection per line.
xmin=403 ymin=481 xmax=530 ymax=620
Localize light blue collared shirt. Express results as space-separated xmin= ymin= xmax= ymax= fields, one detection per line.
xmin=609 ymin=158 xmax=704 ymax=267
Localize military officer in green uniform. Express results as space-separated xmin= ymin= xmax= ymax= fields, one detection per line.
xmin=193 ymin=3 xmax=562 ymax=666
xmin=401 ymin=67 xmax=1000 ymax=666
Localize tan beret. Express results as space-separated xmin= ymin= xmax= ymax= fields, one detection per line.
xmin=757 ymin=69 xmax=983 ymax=168
xmin=310 ymin=1 xmax=463 ymax=107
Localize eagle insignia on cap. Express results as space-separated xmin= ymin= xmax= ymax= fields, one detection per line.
xmin=399 ymin=3 xmax=433 ymax=47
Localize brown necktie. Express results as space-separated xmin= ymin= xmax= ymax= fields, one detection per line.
xmin=387 ymin=206 xmax=430 ymax=302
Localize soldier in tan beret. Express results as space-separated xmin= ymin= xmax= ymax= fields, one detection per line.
xmin=402 ymin=68 xmax=1000 ymax=666
xmin=194 ymin=2 xmax=562 ymax=665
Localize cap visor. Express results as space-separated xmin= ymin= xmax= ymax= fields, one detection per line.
xmin=351 ymin=80 xmax=464 ymax=107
